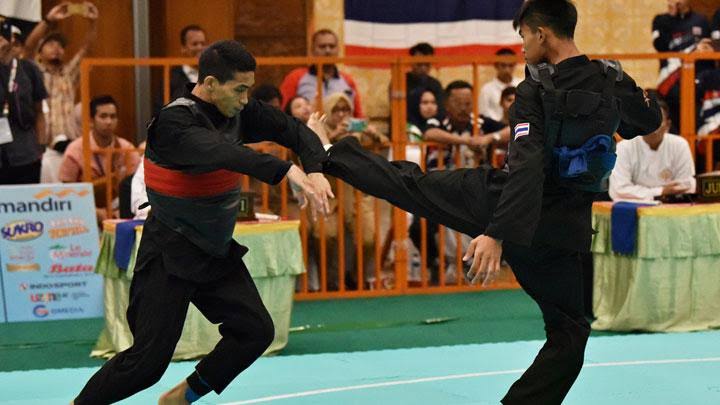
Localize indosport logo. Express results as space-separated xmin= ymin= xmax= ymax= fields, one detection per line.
xmin=1 ymin=220 xmax=44 ymax=242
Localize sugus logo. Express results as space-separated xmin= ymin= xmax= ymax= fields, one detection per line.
xmin=1 ymin=220 xmax=44 ymax=241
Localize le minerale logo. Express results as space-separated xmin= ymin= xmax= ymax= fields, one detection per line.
xmin=0 ymin=197 xmax=72 ymax=214
xmin=1 ymin=220 xmax=44 ymax=241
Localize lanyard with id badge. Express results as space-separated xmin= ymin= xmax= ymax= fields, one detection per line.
xmin=0 ymin=58 xmax=17 ymax=145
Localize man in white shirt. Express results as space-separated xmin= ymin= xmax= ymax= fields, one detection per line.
xmin=609 ymin=100 xmax=696 ymax=201
xmin=478 ymin=48 xmax=521 ymax=121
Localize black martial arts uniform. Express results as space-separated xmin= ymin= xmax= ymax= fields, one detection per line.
xmin=74 ymin=85 xmax=327 ymax=404
xmin=323 ymin=55 xmax=661 ymax=404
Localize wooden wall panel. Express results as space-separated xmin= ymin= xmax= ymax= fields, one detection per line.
xmin=235 ymin=0 xmax=309 ymax=96
xmin=42 ymin=0 xmax=136 ymax=143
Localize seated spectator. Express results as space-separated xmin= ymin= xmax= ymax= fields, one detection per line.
xmin=694 ymin=39 xmax=720 ymax=170
xmin=405 ymin=42 xmax=444 ymax=118
xmin=23 ymin=2 xmax=99 ymax=183
xmin=652 ymin=0 xmax=710 ymax=134
xmin=0 ymin=22 xmax=48 ymax=185
xmin=609 ymin=99 xmax=695 ymax=201
xmin=59 ymin=95 xmax=140 ymax=220
xmin=478 ymin=48 xmax=521 ymax=121
xmin=171 ymin=24 xmax=207 ymax=99
xmin=323 ymin=93 xmax=387 ymax=145
xmin=407 ymin=88 xmax=439 ymax=144
xmin=423 ymin=80 xmax=509 ymax=170
xmin=251 ymin=83 xmax=282 ymax=109
xmin=284 ymin=95 xmax=312 ymax=123
xmin=499 ymin=86 xmax=516 ymax=126
xmin=279 ymin=29 xmax=363 ymax=117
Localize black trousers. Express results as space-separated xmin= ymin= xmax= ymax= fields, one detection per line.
xmin=0 ymin=160 xmax=41 ymax=184
xmin=74 ymin=227 xmax=274 ymax=404
xmin=325 ymin=137 xmax=590 ymax=404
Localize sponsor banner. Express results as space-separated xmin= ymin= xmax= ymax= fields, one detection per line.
xmin=0 ymin=184 xmax=102 ymax=322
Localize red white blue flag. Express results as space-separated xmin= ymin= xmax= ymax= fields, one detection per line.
xmin=344 ymin=0 xmax=524 ymax=57
xmin=514 ymin=122 xmax=530 ymax=140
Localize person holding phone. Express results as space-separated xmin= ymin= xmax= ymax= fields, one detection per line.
xmin=23 ymin=1 xmax=99 ymax=183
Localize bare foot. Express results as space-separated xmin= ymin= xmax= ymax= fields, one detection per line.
xmin=158 ymin=380 xmax=190 ymax=405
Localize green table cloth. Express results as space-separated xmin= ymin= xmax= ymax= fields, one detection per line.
xmin=92 ymin=220 xmax=304 ymax=360
xmin=591 ymin=202 xmax=720 ymax=332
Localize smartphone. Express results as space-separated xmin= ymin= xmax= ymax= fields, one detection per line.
xmin=348 ymin=118 xmax=368 ymax=132
xmin=67 ymin=3 xmax=88 ymax=16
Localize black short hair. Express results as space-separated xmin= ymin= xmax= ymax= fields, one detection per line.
xmin=646 ymin=90 xmax=669 ymax=118
xmin=495 ymin=47 xmax=516 ymax=56
xmin=283 ymin=95 xmax=308 ymax=115
xmin=90 ymin=95 xmax=118 ymax=118
xmin=311 ymin=29 xmax=337 ymax=44
xmin=501 ymin=86 xmax=517 ymax=100
xmin=40 ymin=32 xmax=67 ymax=49
xmin=180 ymin=24 xmax=205 ymax=46
xmin=445 ymin=80 xmax=473 ymax=97
xmin=198 ymin=40 xmax=256 ymax=83
xmin=251 ymin=84 xmax=282 ymax=104
xmin=409 ymin=42 xmax=434 ymax=56
xmin=513 ymin=0 xmax=577 ymax=39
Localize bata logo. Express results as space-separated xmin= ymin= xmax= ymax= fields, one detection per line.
xmin=49 ymin=244 xmax=92 ymax=260
xmin=48 ymin=218 xmax=89 ymax=239
xmin=50 ymin=264 xmax=94 ymax=274
xmin=33 ymin=305 xmax=49 ymax=318
xmin=1 ymin=220 xmax=44 ymax=241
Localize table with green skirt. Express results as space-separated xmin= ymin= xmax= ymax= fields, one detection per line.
xmin=591 ymin=202 xmax=720 ymax=332
xmin=92 ymin=219 xmax=304 ymax=360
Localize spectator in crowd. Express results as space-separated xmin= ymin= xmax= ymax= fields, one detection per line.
xmin=652 ymin=0 xmax=709 ymax=134
xmin=23 ymin=1 xmax=99 ymax=183
xmin=250 ymin=83 xmax=282 ymax=109
xmin=406 ymin=42 xmax=444 ymax=118
xmin=499 ymin=86 xmax=516 ymax=126
xmin=9 ymin=25 xmax=24 ymax=59
xmin=407 ymin=88 xmax=439 ymax=144
xmin=411 ymin=81 xmax=509 ymax=283
xmin=423 ymin=80 xmax=508 ymax=169
xmin=280 ymin=29 xmax=364 ymax=117
xmin=694 ymin=38 xmax=720 ymax=170
xmin=171 ymin=24 xmax=207 ymax=100
xmin=711 ymin=7 xmax=720 ymax=40
xmin=610 ymin=99 xmax=695 ymax=201
xmin=478 ymin=48 xmax=521 ymax=121
xmin=309 ymin=93 xmax=389 ymax=290
xmin=59 ymin=95 xmax=140 ymax=220
xmin=0 ymin=20 xmax=48 ymax=185
xmin=284 ymin=95 xmax=312 ymax=123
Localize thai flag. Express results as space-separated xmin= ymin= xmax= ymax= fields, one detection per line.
xmin=514 ymin=122 xmax=530 ymax=140
xmin=344 ymin=0 xmax=524 ymax=57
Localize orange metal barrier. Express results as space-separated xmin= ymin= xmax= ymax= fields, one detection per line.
xmin=79 ymin=52 xmax=720 ymax=300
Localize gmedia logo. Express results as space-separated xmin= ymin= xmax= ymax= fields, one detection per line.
xmin=33 ymin=305 xmax=49 ymax=318
xmin=1 ymin=220 xmax=44 ymax=241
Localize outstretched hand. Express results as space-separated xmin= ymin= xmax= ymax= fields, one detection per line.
xmin=464 ymin=235 xmax=503 ymax=287
xmin=307 ymin=112 xmax=330 ymax=145
xmin=286 ymin=165 xmax=334 ymax=221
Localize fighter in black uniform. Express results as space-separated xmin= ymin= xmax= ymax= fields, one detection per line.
xmin=311 ymin=1 xmax=662 ymax=403
xmin=72 ymin=40 xmax=333 ymax=404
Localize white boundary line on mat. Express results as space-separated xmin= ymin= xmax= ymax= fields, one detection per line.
xmin=220 ymin=357 xmax=720 ymax=404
